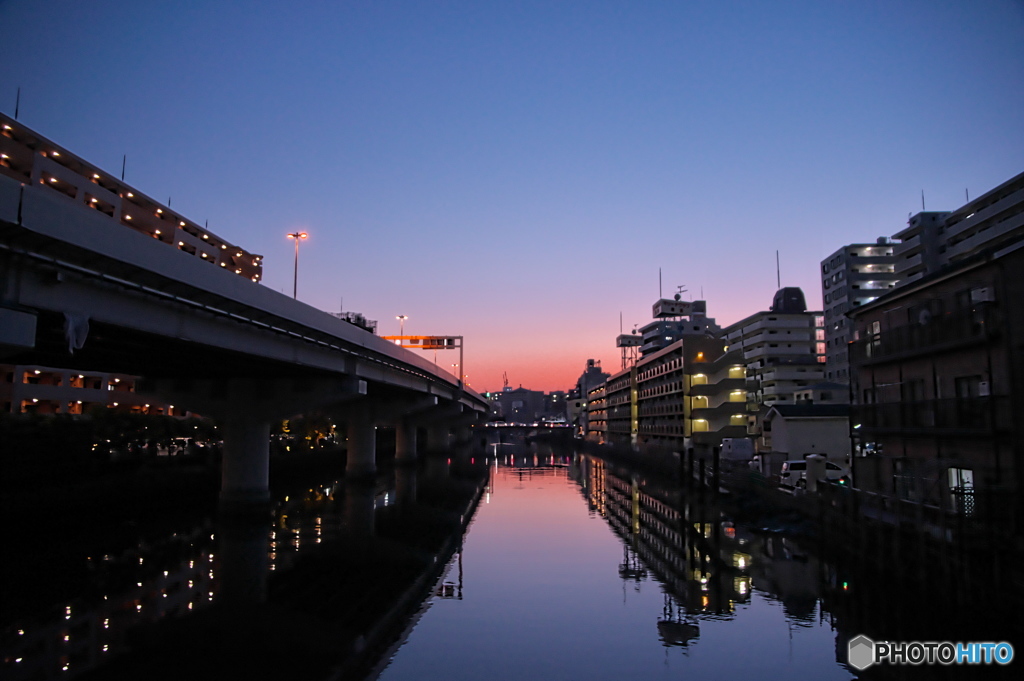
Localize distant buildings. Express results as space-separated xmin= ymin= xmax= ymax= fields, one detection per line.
xmin=484 ymin=386 xmax=566 ymax=424
xmin=569 ymin=359 xmax=609 ymax=436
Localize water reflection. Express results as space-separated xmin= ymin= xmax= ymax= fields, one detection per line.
xmin=2 ymin=461 xmax=487 ymax=681
xmin=377 ymin=447 xmax=853 ymax=681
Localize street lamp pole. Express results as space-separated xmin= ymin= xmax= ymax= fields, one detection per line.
xmin=396 ymin=314 xmax=408 ymax=337
xmin=286 ymin=232 xmax=308 ymax=299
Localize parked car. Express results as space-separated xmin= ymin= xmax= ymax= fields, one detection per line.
xmin=779 ymin=459 xmax=851 ymax=488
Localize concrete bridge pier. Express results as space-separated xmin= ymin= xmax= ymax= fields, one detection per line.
xmin=390 ymin=396 xmax=438 ymax=466
xmin=220 ymin=414 xmax=273 ymax=510
xmin=395 ymin=419 xmax=419 ymax=465
xmin=139 ymin=376 xmax=366 ymax=514
xmin=346 ymin=406 xmax=377 ymax=480
xmin=395 ymin=464 xmax=418 ymax=506
xmin=426 ymin=423 xmax=451 ymax=452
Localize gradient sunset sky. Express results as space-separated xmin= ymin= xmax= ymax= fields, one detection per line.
xmin=2 ymin=1 xmax=1022 ymax=392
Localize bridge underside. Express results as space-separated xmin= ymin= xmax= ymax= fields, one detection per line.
xmin=1 ymin=190 xmax=487 ymax=511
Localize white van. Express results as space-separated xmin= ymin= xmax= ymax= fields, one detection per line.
xmin=779 ymin=459 xmax=851 ymax=488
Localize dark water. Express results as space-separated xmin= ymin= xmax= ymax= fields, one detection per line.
xmin=4 ymin=441 xmax=1017 ymax=680
xmin=375 ymin=450 xmax=853 ymax=680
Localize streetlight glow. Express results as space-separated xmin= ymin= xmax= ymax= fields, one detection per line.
xmin=396 ymin=314 xmax=408 ymax=336
xmin=286 ymin=231 xmax=308 ymax=299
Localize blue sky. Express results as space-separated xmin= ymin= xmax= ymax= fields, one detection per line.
xmin=2 ymin=0 xmax=1022 ymax=390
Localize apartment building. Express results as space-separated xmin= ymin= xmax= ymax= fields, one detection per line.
xmin=598 ymin=336 xmax=746 ymax=455
xmin=637 ymin=298 xmax=721 ymax=357
xmin=723 ymin=288 xmax=825 ymax=407
xmin=847 ymin=233 xmax=1023 ymax=525
xmin=890 ymin=171 xmax=1024 ymax=288
xmin=0 ymin=113 xmax=261 ymax=417
xmin=891 ymin=212 xmax=948 ymax=287
xmin=1 ymin=113 xmax=263 ymax=280
xmin=0 ymin=365 xmax=176 ymax=415
xmin=819 ymin=241 xmax=898 ymax=382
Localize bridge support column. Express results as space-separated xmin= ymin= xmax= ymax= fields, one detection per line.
xmin=141 ymin=376 xmax=366 ymax=514
xmin=427 ymin=424 xmax=450 ymax=452
xmin=395 ymin=465 xmax=417 ymax=506
xmin=347 ymin=413 xmax=377 ymax=479
xmin=220 ymin=415 xmax=272 ymax=512
xmin=395 ymin=419 xmax=418 ymax=465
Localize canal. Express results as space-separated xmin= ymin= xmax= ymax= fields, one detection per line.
xmin=375 ymin=448 xmax=853 ymax=681
xmin=3 ymin=439 xmax=1019 ymax=679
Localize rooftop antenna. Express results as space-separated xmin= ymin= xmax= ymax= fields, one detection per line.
xmin=700 ymin=286 xmax=704 ymax=299
xmin=776 ymin=250 xmax=781 ymax=289
xmin=659 ymin=267 xmax=662 ymax=298
xmin=168 ymin=196 xmax=171 ymax=207
xmin=921 ymin=190 xmax=925 ymax=211
xmin=620 ymin=311 xmax=623 ymax=333
xmin=14 ymin=86 xmax=20 ymax=119
xmin=121 ymin=155 xmax=126 ymax=181
xmin=966 ymin=188 xmax=970 ymax=202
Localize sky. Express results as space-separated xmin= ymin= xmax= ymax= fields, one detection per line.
xmin=2 ymin=0 xmax=1022 ymax=392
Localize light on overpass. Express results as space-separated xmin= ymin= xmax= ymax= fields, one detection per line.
xmin=286 ymin=231 xmax=308 ymax=299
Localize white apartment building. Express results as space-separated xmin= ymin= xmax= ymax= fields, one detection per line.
xmin=723 ymin=287 xmax=825 ymax=409
xmin=891 ymin=171 xmax=1024 ymax=292
xmin=819 ymin=239 xmax=898 ymax=382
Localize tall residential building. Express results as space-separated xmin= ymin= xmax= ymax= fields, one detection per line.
xmin=819 ymin=240 xmax=898 ymax=382
xmin=724 ymin=288 xmax=825 ymax=408
xmin=944 ymin=170 xmax=1024 ymax=265
xmin=891 ymin=212 xmax=948 ymax=287
xmin=890 ymin=171 xmax=1024 ymax=288
xmin=637 ymin=299 xmax=721 ymax=357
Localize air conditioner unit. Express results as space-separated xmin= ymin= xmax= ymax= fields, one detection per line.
xmin=971 ymin=287 xmax=995 ymax=303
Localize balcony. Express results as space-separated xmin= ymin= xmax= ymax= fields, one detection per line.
xmin=852 ymin=396 xmax=1011 ymax=434
xmin=691 ymin=426 xmax=748 ymax=445
xmin=689 ymin=377 xmax=745 ymax=396
xmin=850 ymin=304 xmax=1000 ymax=364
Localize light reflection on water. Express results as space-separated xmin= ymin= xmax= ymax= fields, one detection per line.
xmin=0 ymin=479 xmax=393 ymax=680
xmin=375 ymin=446 xmax=854 ymax=681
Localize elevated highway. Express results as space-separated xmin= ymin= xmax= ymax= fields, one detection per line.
xmin=0 ymin=115 xmax=486 ymax=508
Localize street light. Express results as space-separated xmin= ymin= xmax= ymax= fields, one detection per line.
xmin=451 ymin=363 xmax=459 ymax=379
xmin=396 ymin=314 xmax=408 ymax=336
xmin=286 ymin=231 xmax=308 ymax=299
